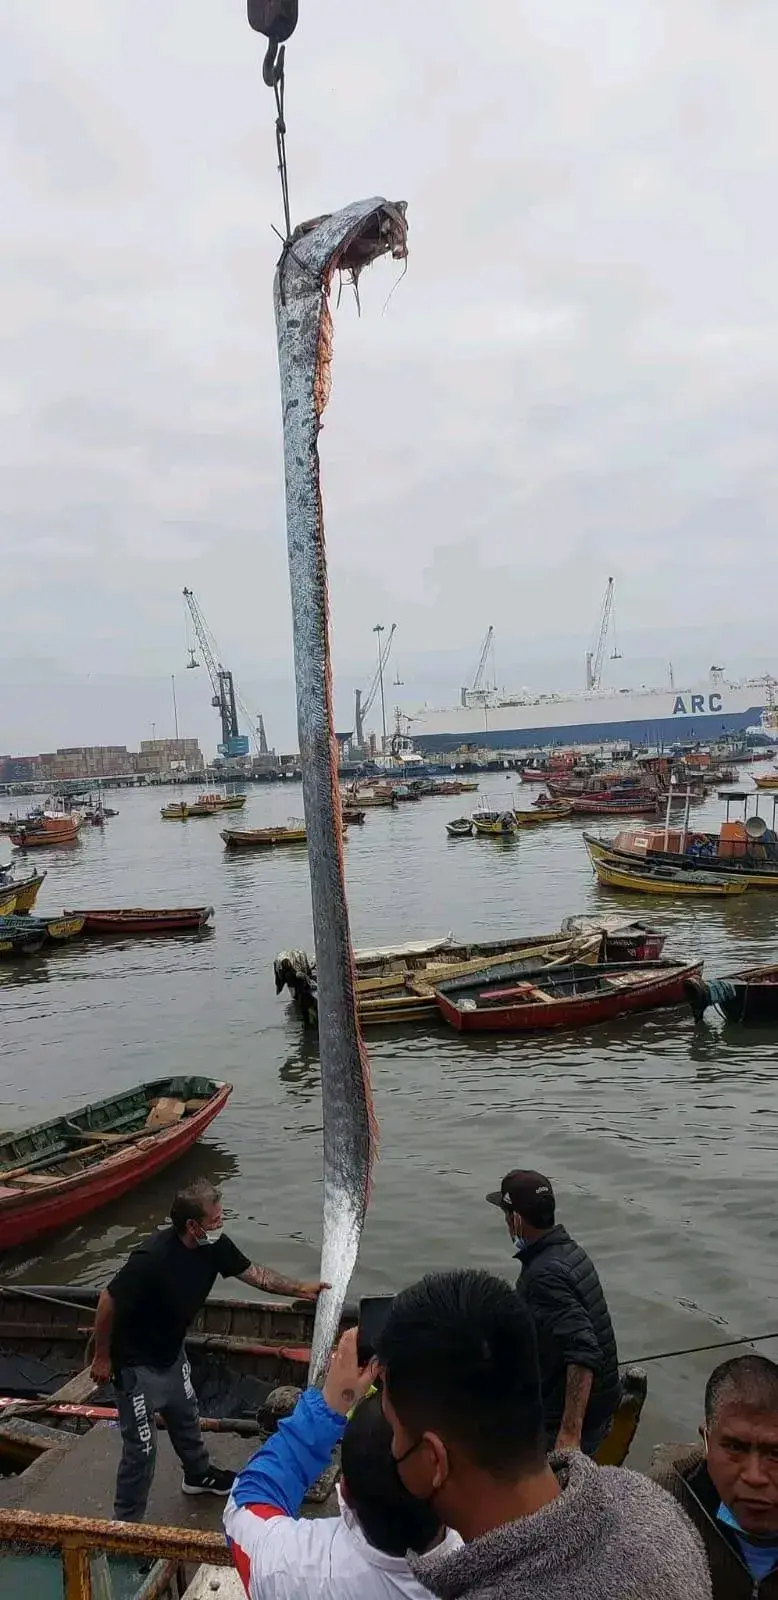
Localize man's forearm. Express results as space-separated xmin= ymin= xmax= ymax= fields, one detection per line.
xmin=558 ymin=1363 xmax=594 ymax=1444
xmin=242 ymin=1264 xmax=309 ymax=1297
xmin=93 ymin=1289 xmax=115 ymax=1359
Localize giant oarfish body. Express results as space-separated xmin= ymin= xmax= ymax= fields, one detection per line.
xmin=274 ymin=200 xmax=408 ymax=1383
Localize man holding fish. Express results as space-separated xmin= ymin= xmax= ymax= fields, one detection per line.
xmin=89 ymin=1179 xmax=326 ymax=1522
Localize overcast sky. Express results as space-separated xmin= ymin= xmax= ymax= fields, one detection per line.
xmin=2 ymin=0 xmax=777 ymax=754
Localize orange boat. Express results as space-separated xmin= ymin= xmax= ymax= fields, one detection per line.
xmin=11 ymin=816 xmax=79 ymax=849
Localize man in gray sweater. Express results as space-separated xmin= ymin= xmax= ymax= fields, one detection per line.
xmin=377 ymin=1269 xmax=711 ymax=1600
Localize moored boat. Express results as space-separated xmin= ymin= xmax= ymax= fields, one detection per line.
xmin=161 ymin=800 xmax=189 ymax=820
xmin=753 ymin=770 xmax=778 ymax=789
xmin=513 ymin=801 xmax=573 ymax=826
xmin=63 ymin=906 xmax=215 ymax=936
xmin=0 ymin=887 xmax=17 ymax=916
xmin=590 ymin=853 xmax=748 ymax=897
xmin=446 ymin=817 xmax=473 ymax=837
xmin=0 ymin=1076 xmax=232 ymax=1250
xmin=435 ymin=957 xmax=703 ymax=1034
xmin=0 ymin=913 xmax=83 ymax=947
xmin=342 ymin=807 xmax=366 ymax=825
xmin=2 ymin=870 xmax=46 ymax=913
xmin=561 ymin=914 xmax=667 ymax=962
xmin=472 ymin=810 xmax=517 ymax=837
xmin=0 ymin=922 xmax=46 ymax=959
xmin=222 ymin=822 xmax=307 ymax=849
xmin=10 ymin=816 xmax=79 ymax=849
xmin=570 ymin=794 xmax=659 ymax=817
xmin=684 ymin=963 xmax=778 ymax=1025
xmin=583 ymin=821 xmax=778 ymax=889
xmin=0 ymin=1284 xmax=647 ymax=1467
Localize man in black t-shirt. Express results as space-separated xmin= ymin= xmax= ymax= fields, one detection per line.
xmin=90 ymin=1179 xmax=325 ymax=1521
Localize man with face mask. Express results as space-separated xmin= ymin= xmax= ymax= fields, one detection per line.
xmin=651 ymin=1353 xmax=778 ymax=1597
xmin=486 ymin=1168 xmax=620 ymax=1454
xmin=377 ymin=1269 xmax=711 ymax=1600
xmin=90 ymin=1179 xmax=326 ymax=1522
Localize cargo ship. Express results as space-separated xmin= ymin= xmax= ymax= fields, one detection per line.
xmin=407 ymin=668 xmax=776 ymax=755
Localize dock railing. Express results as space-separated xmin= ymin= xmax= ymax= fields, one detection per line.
xmin=0 ymin=1507 xmax=231 ymax=1599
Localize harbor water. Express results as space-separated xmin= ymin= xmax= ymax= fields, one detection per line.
xmin=2 ymin=781 xmax=777 ymax=1465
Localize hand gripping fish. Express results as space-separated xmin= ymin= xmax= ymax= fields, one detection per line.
xmin=274 ymin=201 xmax=408 ymax=1384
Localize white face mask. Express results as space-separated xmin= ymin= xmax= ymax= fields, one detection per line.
xmin=196 ymin=1227 xmax=223 ymax=1247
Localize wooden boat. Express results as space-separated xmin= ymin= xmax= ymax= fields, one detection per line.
xmin=160 ymin=801 xmax=189 ymax=820
xmin=354 ymin=789 xmax=398 ymax=809
xmin=0 ymin=922 xmax=46 ymax=959
xmin=0 ymin=1076 xmax=232 ymax=1250
xmin=684 ymin=963 xmax=778 ymax=1025
xmin=561 ymin=915 xmax=667 ymax=963
xmin=520 ymin=767 xmax=549 ymax=782
xmin=513 ymin=801 xmax=573 ymax=826
xmin=186 ymin=794 xmax=226 ymax=817
xmin=0 ymin=871 xmax=45 ymax=913
xmin=222 ymin=823 xmax=307 ymax=849
xmin=63 ymin=906 xmax=214 ymax=936
xmin=273 ymin=922 xmax=641 ymax=1029
xmin=0 ymin=1284 xmax=647 ymax=1467
xmin=342 ymin=808 xmax=366 ymax=825
xmin=583 ymin=827 xmax=778 ymax=890
xmin=0 ymin=887 xmax=17 ymax=917
xmin=570 ymin=795 xmax=659 ymax=817
xmin=591 ymin=854 xmax=748 ymax=897
xmin=446 ymin=817 xmax=473 ymax=837
xmin=472 ymin=810 xmax=517 ymax=837
xmin=10 ymin=816 xmax=79 ymax=849
xmin=218 ymin=794 xmax=248 ymax=811
xmin=6 ymin=914 xmax=85 ymax=943
xmin=754 ymin=771 xmax=778 ymax=789
xmin=435 ymin=957 xmax=703 ymax=1034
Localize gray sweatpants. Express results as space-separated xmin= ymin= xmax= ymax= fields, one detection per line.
xmin=114 ymin=1350 xmax=211 ymax=1521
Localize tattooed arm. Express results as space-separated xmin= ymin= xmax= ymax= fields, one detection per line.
xmin=556 ymin=1364 xmax=594 ymax=1451
xmin=239 ymin=1264 xmax=327 ymax=1301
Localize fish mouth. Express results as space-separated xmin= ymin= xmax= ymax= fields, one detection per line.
xmin=291 ymin=202 xmax=408 ymax=278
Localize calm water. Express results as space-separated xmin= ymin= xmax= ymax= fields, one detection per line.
xmin=1 ymin=779 xmax=777 ymax=1464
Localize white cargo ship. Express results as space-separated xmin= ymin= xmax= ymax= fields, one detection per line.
xmin=407 ymin=667 xmax=775 ymax=755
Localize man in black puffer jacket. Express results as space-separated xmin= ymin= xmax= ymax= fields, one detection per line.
xmin=486 ymin=1170 xmax=620 ymax=1455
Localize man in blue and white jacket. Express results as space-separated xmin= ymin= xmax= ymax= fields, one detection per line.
xmin=224 ymin=1328 xmax=460 ymax=1600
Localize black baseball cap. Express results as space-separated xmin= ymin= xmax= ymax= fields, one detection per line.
xmin=485 ymin=1169 xmax=555 ymax=1225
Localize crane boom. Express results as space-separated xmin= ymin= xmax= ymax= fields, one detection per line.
xmin=355 ymin=624 xmax=396 ymax=744
xmin=182 ymin=587 xmax=249 ymax=758
xmin=472 ymin=626 xmax=494 ymax=694
xmin=586 ymin=577 xmax=615 ymax=692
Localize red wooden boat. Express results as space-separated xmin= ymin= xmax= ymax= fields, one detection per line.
xmin=569 ymin=795 xmax=658 ymax=817
xmin=0 ymin=1076 xmax=231 ymax=1250
xmin=435 ymin=958 xmax=702 ymax=1034
xmin=63 ymin=906 xmax=214 ymax=936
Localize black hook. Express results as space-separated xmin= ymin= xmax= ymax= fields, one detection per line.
xmin=248 ymin=0 xmax=299 ymax=84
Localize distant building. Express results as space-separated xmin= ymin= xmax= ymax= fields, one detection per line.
xmin=38 ymin=747 xmax=137 ymax=781
xmin=136 ymin=739 xmax=204 ymax=778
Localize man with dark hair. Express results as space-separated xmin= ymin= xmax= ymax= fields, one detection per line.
xmin=90 ymin=1179 xmax=326 ymax=1522
xmin=486 ymin=1168 xmax=619 ymax=1453
xmin=378 ymin=1268 xmax=711 ymax=1599
xmin=225 ymin=1328 xmax=460 ymax=1598
xmin=651 ymin=1352 xmax=778 ymax=1597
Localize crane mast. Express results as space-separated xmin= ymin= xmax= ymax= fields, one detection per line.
xmin=586 ymin=577 xmax=620 ymax=692
xmin=354 ymin=623 xmax=396 ymax=746
xmin=183 ymin=587 xmax=250 ymax=758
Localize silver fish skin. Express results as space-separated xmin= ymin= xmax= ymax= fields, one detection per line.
xmin=274 ymin=200 xmax=408 ymax=1384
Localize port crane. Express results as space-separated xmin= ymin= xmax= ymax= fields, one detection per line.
xmin=183 ymin=587 xmax=251 ymax=759
xmin=354 ymin=624 xmax=396 ymax=747
xmin=471 ymin=626 xmax=495 ymax=697
xmin=585 ymin=577 xmax=622 ymax=692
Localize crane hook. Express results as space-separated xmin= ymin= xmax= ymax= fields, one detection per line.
xmin=247 ymin=0 xmax=299 ymax=86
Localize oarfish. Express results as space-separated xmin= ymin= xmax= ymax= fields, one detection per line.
xmin=273 ymin=200 xmax=408 ymax=1384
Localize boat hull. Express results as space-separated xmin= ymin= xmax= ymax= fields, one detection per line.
xmin=435 ymin=960 xmax=703 ymax=1032
xmin=0 ymin=1285 xmax=647 ymax=1465
xmin=9 ymin=873 xmax=46 ymax=913
xmin=222 ymin=828 xmax=307 ymax=849
xmin=584 ymin=831 xmax=778 ymax=890
xmin=685 ymin=964 xmax=778 ymax=1025
xmin=64 ymin=907 xmax=214 ymax=935
xmin=592 ymin=857 xmax=747 ymax=896
xmin=0 ymin=1078 xmax=232 ymax=1250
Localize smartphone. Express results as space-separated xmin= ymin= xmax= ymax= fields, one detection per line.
xmin=357 ymin=1294 xmax=395 ymax=1368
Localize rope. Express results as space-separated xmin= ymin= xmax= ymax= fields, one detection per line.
xmin=271 ymin=50 xmax=293 ymax=244
xmin=625 ymin=1329 xmax=778 ymax=1367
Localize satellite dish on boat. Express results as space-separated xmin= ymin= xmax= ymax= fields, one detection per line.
xmin=746 ymin=815 xmax=767 ymax=838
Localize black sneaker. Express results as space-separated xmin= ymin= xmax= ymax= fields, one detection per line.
xmin=181 ymin=1466 xmax=236 ymax=1497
